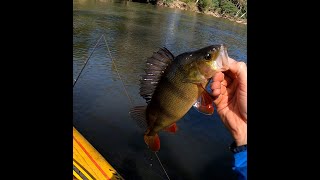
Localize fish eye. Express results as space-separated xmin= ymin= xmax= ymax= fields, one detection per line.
xmin=205 ymin=53 xmax=211 ymax=60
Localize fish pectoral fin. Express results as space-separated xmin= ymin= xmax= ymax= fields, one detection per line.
xmin=163 ymin=123 xmax=178 ymax=133
xmin=129 ymin=106 xmax=147 ymax=129
xmin=144 ymin=133 xmax=160 ymax=152
xmin=193 ymin=90 xmax=214 ymax=115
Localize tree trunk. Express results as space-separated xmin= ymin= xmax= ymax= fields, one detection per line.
xmin=240 ymin=12 xmax=246 ymax=18
xmin=235 ymin=8 xmax=241 ymax=17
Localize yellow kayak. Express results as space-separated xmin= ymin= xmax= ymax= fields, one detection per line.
xmin=73 ymin=127 xmax=124 ymax=180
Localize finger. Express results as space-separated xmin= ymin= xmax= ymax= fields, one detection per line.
xmin=223 ymin=57 xmax=237 ymax=78
xmin=223 ymin=75 xmax=233 ymax=86
xmin=212 ymin=88 xmax=221 ymax=97
xmin=213 ymin=72 xmax=224 ymax=82
xmin=226 ymin=79 xmax=238 ymax=96
xmin=221 ymin=75 xmax=233 ymax=87
xmin=224 ymin=70 xmax=237 ymax=80
xmin=221 ymin=84 xmax=227 ymax=95
xmin=211 ymin=81 xmax=221 ymax=89
xmin=220 ymin=79 xmax=227 ymax=86
xmin=228 ymin=60 xmax=247 ymax=85
xmin=213 ymin=94 xmax=223 ymax=105
xmin=227 ymin=57 xmax=237 ymax=64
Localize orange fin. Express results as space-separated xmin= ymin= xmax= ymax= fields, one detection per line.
xmin=144 ymin=134 xmax=160 ymax=152
xmin=193 ymin=90 xmax=214 ymax=115
xmin=164 ymin=123 xmax=178 ymax=133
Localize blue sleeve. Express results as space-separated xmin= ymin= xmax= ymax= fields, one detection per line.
xmin=232 ymin=150 xmax=247 ymax=180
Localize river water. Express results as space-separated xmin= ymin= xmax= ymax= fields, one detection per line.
xmin=73 ymin=0 xmax=247 ymax=179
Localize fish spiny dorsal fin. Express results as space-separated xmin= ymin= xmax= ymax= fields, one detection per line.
xmin=139 ymin=47 xmax=174 ymax=104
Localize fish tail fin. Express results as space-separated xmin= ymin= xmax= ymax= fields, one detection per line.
xmin=144 ymin=133 xmax=160 ymax=152
xmin=129 ymin=106 xmax=148 ymax=129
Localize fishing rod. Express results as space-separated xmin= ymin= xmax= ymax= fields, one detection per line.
xmin=73 ymin=35 xmax=104 ymax=88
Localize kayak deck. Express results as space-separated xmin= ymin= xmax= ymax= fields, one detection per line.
xmin=73 ymin=127 xmax=124 ymax=180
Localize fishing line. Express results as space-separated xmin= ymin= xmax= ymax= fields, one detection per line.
xmin=102 ymin=35 xmax=134 ymax=105
xmin=102 ymin=35 xmax=171 ymax=180
xmin=73 ymin=35 xmax=104 ymax=88
xmin=155 ymin=152 xmax=171 ymax=180
xmin=74 ymin=34 xmax=171 ymax=180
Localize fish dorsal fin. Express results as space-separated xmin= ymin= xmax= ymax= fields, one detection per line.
xmin=140 ymin=47 xmax=174 ymax=104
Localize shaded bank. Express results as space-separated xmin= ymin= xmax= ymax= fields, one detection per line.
xmin=130 ymin=0 xmax=247 ymax=25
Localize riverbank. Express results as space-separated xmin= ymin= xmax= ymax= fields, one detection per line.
xmin=156 ymin=0 xmax=247 ymax=25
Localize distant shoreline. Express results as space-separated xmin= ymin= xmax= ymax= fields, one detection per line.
xmin=155 ymin=0 xmax=247 ymax=25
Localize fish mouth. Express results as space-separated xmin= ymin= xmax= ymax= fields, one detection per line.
xmin=214 ymin=45 xmax=229 ymax=71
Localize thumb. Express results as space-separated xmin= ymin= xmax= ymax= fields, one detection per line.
xmin=228 ymin=58 xmax=247 ymax=88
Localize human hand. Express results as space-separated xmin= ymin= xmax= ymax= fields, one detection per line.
xmin=211 ymin=58 xmax=247 ymax=146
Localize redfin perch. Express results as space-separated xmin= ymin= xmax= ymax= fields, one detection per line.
xmin=130 ymin=45 xmax=229 ymax=151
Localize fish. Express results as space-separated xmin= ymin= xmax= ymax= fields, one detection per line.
xmin=130 ymin=45 xmax=230 ymax=152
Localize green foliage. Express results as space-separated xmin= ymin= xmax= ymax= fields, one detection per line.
xmin=198 ymin=0 xmax=211 ymax=11
xmin=161 ymin=0 xmax=247 ymax=20
xmin=214 ymin=7 xmax=222 ymax=14
xmin=198 ymin=0 xmax=219 ymax=11
xmin=211 ymin=0 xmax=220 ymax=8
xmin=163 ymin=0 xmax=173 ymax=5
xmin=241 ymin=1 xmax=247 ymax=18
xmin=220 ymin=0 xmax=239 ymax=16
xmin=181 ymin=0 xmax=194 ymax=3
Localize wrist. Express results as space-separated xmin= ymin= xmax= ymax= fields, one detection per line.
xmin=229 ymin=141 xmax=247 ymax=154
xmin=235 ymin=135 xmax=247 ymax=146
xmin=232 ymin=122 xmax=247 ymax=146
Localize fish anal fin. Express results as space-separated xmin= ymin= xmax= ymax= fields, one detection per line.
xmin=193 ymin=90 xmax=214 ymax=115
xmin=144 ymin=133 xmax=160 ymax=152
xmin=164 ymin=123 xmax=178 ymax=133
xmin=129 ymin=106 xmax=148 ymax=129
